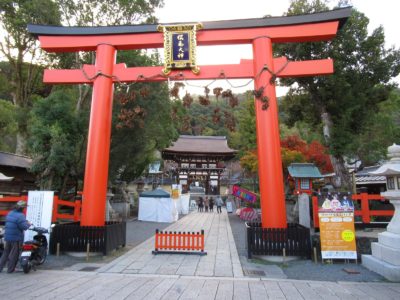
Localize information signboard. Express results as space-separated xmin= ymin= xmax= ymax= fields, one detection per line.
xmin=24 ymin=191 xmax=54 ymax=245
xmin=318 ymin=192 xmax=357 ymax=260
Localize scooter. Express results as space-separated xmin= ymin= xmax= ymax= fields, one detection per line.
xmin=20 ymin=226 xmax=49 ymax=274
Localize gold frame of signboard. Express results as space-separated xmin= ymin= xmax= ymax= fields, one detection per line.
xmin=158 ymin=23 xmax=203 ymax=75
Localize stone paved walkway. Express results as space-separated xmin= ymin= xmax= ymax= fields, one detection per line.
xmin=1 ymin=269 xmax=400 ymax=299
xmin=1 ymin=209 xmax=400 ymax=299
xmin=97 ymin=209 xmax=243 ymax=277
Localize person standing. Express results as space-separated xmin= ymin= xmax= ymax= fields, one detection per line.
xmin=198 ymin=197 xmax=204 ymax=212
xmin=209 ymin=197 xmax=214 ymax=212
xmin=0 ymin=200 xmax=31 ymax=273
xmin=204 ymin=196 xmax=209 ymax=212
xmin=216 ymin=196 xmax=223 ymax=214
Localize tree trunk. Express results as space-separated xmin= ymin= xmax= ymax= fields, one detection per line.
xmin=321 ymin=111 xmax=351 ymax=190
xmin=15 ymin=132 xmax=27 ymax=155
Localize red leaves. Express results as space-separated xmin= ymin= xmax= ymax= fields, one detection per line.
xmin=281 ymin=135 xmax=333 ymax=173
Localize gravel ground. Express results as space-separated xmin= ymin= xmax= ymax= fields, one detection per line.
xmin=227 ymin=213 xmax=387 ymax=282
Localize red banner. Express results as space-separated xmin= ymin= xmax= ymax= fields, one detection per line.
xmin=232 ymin=185 xmax=257 ymax=203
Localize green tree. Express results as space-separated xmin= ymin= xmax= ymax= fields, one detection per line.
xmin=109 ymin=50 xmax=178 ymax=182
xmin=276 ymin=0 xmax=400 ymax=188
xmin=28 ymin=88 xmax=88 ymax=193
xmin=0 ymin=0 xmax=61 ymax=154
xmin=0 ymin=99 xmax=17 ymax=152
xmin=355 ymin=89 xmax=400 ymax=166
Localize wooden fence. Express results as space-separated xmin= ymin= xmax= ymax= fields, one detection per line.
xmin=50 ymin=221 xmax=126 ymax=255
xmin=246 ymin=222 xmax=311 ymax=259
xmin=312 ymin=193 xmax=394 ymax=228
xmin=153 ymin=229 xmax=206 ymax=255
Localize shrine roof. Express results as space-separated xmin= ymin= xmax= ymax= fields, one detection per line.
xmin=288 ymin=163 xmax=322 ymax=178
xmin=162 ymin=136 xmax=236 ymax=158
xmin=0 ymin=151 xmax=32 ymax=169
xmin=28 ymin=7 xmax=351 ymax=36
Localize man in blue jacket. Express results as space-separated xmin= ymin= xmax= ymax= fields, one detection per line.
xmin=0 ymin=200 xmax=31 ymax=273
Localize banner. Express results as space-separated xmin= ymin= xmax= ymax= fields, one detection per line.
xmin=318 ymin=193 xmax=357 ymax=260
xmin=232 ymin=185 xmax=257 ymax=203
xmin=25 ymin=191 xmax=54 ymax=245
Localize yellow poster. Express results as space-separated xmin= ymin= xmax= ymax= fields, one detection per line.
xmin=319 ymin=211 xmax=357 ymax=259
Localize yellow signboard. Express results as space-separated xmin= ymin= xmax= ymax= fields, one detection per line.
xmin=319 ymin=211 xmax=357 ymax=259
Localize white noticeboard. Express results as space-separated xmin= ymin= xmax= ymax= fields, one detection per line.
xmin=226 ymin=201 xmax=233 ymax=213
xmin=24 ymin=191 xmax=54 ymax=244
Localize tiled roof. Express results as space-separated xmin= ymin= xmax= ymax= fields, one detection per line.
xmin=355 ymin=176 xmax=386 ymax=184
xmin=288 ymin=163 xmax=322 ymax=178
xmin=162 ymin=136 xmax=236 ymax=155
xmin=0 ymin=151 xmax=32 ymax=169
xmin=355 ymin=166 xmax=386 ymax=185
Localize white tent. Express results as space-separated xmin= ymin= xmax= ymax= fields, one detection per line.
xmin=138 ymin=188 xmax=178 ymax=223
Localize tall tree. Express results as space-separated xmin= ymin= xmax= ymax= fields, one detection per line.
xmin=24 ymin=1 xmax=168 ymax=193
xmin=0 ymin=0 xmax=61 ymax=154
xmin=276 ymin=0 xmax=400 ymax=189
xmin=110 ymin=50 xmax=178 ymax=182
xmin=28 ymin=88 xmax=88 ymax=193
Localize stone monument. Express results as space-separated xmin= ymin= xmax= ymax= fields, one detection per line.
xmin=362 ymin=143 xmax=400 ymax=281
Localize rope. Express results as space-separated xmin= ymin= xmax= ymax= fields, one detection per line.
xmin=80 ymin=60 xmax=290 ymax=92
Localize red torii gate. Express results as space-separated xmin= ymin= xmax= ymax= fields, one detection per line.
xmin=28 ymin=8 xmax=351 ymax=228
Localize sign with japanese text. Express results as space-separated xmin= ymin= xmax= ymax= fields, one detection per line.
xmin=158 ymin=23 xmax=202 ymax=75
xmin=232 ymin=185 xmax=257 ymax=203
xmin=318 ymin=192 xmax=357 ymax=260
xmin=24 ymin=191 xmax=54 ymax=245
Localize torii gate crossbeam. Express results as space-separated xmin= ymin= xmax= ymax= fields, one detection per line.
xmin=28 ymin=7 xmax=351 ymax=228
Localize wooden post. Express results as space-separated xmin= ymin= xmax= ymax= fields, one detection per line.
xmin=361 ymin=193 xmax=371 ymax=223
xmin=313 ymin=247 xmax=317 ymax=263
xmin=86 ymin=243 xmax=90 ymax=261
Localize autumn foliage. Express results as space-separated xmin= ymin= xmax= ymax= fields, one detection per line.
xmin=240 ymin=135 xmax=333 ymax=174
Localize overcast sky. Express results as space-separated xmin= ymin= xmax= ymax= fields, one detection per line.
xmin=155 ymin=0 xmax=399 ymax=95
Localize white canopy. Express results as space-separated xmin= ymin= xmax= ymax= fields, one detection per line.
xmin=138 ymin=188 xmax=178 ymax=223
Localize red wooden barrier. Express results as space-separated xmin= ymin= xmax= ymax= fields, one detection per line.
xmin=0 ymin=194 xmax=81 ymax=223
xmin=153 ymin=229 xmax=206 ymax=255
xmin=0 ymin=195 xmax=28 ymax=218
xmin=51 ymin=196 xmax=81 ymax=223
xmin=312 ymin=193 xmax=394 ymax=228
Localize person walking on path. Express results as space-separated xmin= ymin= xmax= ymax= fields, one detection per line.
xmin=198 ymin=197 xmax=204 ymax=212
xmin=216 ymin=196 xmax=223 ymax=214
xmin=0 ymin=200 xmax=31 ymax=273
xmin=209 ymin=197 xmax=214 ymax=212
xmin=204 ymin=196 xmax=209 ymax=212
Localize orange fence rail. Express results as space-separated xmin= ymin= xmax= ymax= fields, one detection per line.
xmin=312 ymin=193 xmax=394 ymax=228
xmin=51 ymin=196 xmax=81 ymax=223
xmin=153 ymin=229 xmax=206 ymax=255
xmin=0 ymin=195 xmax=28 ymax=218
xmin=0 ymin=194 xmax=81 ymax=223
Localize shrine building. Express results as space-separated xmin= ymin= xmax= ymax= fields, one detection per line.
xmin=162 ymin=136 xmax=236 ymax=195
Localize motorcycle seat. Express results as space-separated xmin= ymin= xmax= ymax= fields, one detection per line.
xmin=24 ymin=241 xmax=40 ymax=246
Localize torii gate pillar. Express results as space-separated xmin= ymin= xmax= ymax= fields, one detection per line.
xmin=81 ymin=44 xmax=116 ymax=226
xmin=253 ymin=37 xmax=287 ymax=227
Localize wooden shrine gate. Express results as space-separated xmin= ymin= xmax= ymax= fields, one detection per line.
xmin=28 ymin=8 xmax=351 ymax=228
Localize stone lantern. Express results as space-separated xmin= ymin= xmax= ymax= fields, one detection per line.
xmin=362 ymin=143 xmax=400 ymax=281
